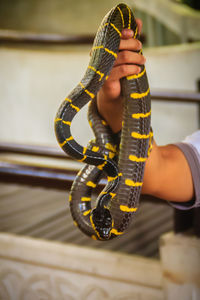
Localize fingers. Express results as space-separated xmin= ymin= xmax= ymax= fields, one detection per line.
xmin=120 ymin=18 xmax=143 ymax=51
xmin=116 ymin=18 xmax=145 ymax=74
xmin=106 ymin=64 xmax=141 ymax=81
xmin=119 ymin=37 xmax=142 ymax=51
xmin=114 ymin=50 xmax=146 ymax=67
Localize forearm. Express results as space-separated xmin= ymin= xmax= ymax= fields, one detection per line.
xmin=142 ymin=142 xmax=194 ymax=203
xmin=97 ymin=89 xmax=123 ymax=133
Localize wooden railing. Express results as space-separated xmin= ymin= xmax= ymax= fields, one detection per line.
xmin=151 ymin=90 xmax=200 ymax=103
xmin=152 ymin=91 xmax=200 ymax=126
xmin=0 ymin=142 xmax=161 ymax=204
xmin=0 ymin=29 xmax=146 ymax=45
xmin=0 ymin=143 xmax=83 ymax=191
xmin=0 ymin=30 xmax=95 ymax=45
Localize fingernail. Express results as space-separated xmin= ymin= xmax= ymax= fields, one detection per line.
xmin=122 ymin=29 xmax=134 ymax=38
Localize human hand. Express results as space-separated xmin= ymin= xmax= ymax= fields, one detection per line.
xmin=97 ymin=19 xmax=145 ymax=133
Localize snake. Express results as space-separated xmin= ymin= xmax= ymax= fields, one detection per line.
xmin=54 ymin=3 xmax=152 ymax=241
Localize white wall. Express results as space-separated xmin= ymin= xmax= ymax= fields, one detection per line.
xmin=146 ymin=43 xmax=200 ymax=144
xmin=0 ymin=42 xmax=199 ymax=148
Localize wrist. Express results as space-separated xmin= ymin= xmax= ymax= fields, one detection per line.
xmin=97 ymin=90 xmax=123 ymax=133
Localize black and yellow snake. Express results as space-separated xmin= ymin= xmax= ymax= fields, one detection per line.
xmin=55 ymin=3 xmax=152 ymax=241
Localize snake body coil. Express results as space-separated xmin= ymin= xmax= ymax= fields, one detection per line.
xmin=55 ymin=3 xmax=152 ymax=240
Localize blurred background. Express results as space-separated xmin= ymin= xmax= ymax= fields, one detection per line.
xmin=0 ymin=1 xmax=200 ymax=299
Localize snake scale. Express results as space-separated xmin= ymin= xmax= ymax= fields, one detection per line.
xmin=55 ymin=3 xmax=152 ymax=241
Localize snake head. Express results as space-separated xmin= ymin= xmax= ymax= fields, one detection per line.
xmin=91 ymin=207 xmax=112 ymax=240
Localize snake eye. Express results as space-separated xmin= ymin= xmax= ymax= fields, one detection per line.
xmin=91 ymin=208 xmax=112 ymax=240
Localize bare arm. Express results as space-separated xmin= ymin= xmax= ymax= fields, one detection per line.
xmin=97 ymin=21 xmax=194 ymax=203
xmin=142 ymin=142 xmax=194 ymax=202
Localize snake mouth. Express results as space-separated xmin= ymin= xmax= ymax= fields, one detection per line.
xmin=91 ymin=207 xmax=112 ymax=240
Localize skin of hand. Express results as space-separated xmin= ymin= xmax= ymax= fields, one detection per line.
xmin=96 ymin=20 xmax=194 ymax=203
